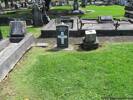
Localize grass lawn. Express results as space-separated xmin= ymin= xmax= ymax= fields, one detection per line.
xmin=51 ymin=5 xmax=125 ymax=19
xmin=0 ymin=9 xmax=32 ymax=19
xmin=0 ymin=25 xmax=41 ymax=38
xmin=0 ymin=43 xmax=133 ymax=99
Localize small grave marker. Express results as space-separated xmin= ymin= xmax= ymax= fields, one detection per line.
xmin=82 ymin=30 xmax=99 ymax=50
xmin=56 ymin=23 xmax=69 ymax=48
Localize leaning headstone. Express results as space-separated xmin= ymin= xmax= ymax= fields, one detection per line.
xmin=0 ymin=29 xmax=3 ymax=40
xmin=9 ymin=21 xmax=26 ymax=42
xmin=81 ymin=30 xmax=99 ymax=50
xmin=42 ymin=1 xmax=50 ymax=24
xmin=32 ymin=3 xmax=43 ymax=26
xmin=56 ymin=23 xmax=69 ymax=48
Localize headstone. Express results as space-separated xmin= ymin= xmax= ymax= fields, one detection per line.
xmin=56 ymin=23 xmax=69 ymax=48
xmin=42 ymin=1 xmax=50 ymax=24
xmin=125 ymin=0 xmax=133 ymax=19
xmin=72 ymin=0 xmax=84 ymax=14
xmin=9 ymin=21 xmax=26 ymax=42
xmin=81 ymin=0 xmax=87 ymax=7
xmin=98 ymin=16 xmax=113 ymax=23
xmin=0 ymin=29 xmax=3 ymax=40
xmin=84 ymin=30 xmax=96 ymax=43
xmin=73 ymin=0 xmax=79 ymax=10
xmin=82 ymin=30 xmax=99 ymax=50
xmin=32 ymin=3 xmax=43 ymax=26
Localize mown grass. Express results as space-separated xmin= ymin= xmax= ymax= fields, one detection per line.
xmin=0 ymin=9 xmax=32 ymax=19
xmin=51 ymin=5 xmax=125 ymax=19
xmin=81 ymin=5 xmax=125 ymax=19
xmin=0 ymin=43 xmax=133 ymax=100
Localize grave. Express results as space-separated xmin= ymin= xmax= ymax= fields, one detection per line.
xmin=125 ymin=0 xmax=133 ymax=22
xmin=42 ymin=16 xmax=133 ymax=38
xmin=41 ymin=16 xmax=80 ymax=37
xmin=81 ymin=30 xmax=99 ymax=50
xmin=56 ymin=23 xmax=69 ymax=48
xmin=9 ymin=21 xmax=26 ymax=42
xmin=98 ymin=16 xmax=114 ymax=23
xmin=81 ymin=19 xmax=133 ymax=36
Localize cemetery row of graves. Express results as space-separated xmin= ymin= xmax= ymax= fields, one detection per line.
xmin=0 ymin=0 xmax=133 ymax=99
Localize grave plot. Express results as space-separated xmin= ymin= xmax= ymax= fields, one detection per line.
xmin=0 ymin=21 xmax=34 ymax=81
xmin=41 ymin=15 xmax=133 ymax=38
xmin=81 ymin=18 xmax=133 ymax=36
xmin=41 ymin=16 xmax=80 ymax=37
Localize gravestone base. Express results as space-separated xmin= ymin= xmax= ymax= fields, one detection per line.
xmin=71 ymin=10 xmax=85 ymax=14
xmin=9 ymin=21 xmax=26 ymax=43
xmin=10 ymin=36 xmax=24 ymax=43
xmin=81 ymin=38 xmax=99 ymax=50
xmin=53 ymin=44 xmax=74 ymax=51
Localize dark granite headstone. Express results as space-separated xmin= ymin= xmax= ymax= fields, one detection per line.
xmin=32 ymin=3 xmax=43 ymax=26
xmin=56 ymin=23 xmax=69 ymax=48
xmin=9 ymin=21 xmax=26 ymax=42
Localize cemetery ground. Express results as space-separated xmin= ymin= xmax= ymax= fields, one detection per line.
xmin=0 ymin=5 xmax=124 ymax=38
xmin=0 ymin=4 xmax=133 ymax=100
xmin=0 ymin=43 xmax=133 ymax=99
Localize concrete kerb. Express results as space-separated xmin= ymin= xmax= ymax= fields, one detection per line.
xmin=0 ymin=34 xmax=35 ymax=81
xmin=0 ymin=39 xmax=10 ymax=52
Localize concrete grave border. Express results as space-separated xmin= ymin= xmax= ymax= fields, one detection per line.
xmin=0 ymin=39 xmax=10 ymax=52
xmin=0 ymin=34 xmax=34 ymax=81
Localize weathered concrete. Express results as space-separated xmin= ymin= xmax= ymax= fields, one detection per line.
xmin=0 ymin=34 xmax=34 ymax=81
xmin=0 ymin=39 xmax=10 ymax=52
xmin=41 ymin=17 xmax=80 ymax=38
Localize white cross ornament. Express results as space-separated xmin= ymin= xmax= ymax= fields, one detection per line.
xmin=58 ymin=32 xmax=67 ymax=44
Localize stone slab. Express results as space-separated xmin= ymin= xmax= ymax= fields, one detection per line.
xmin=0 ymin=34 xmax=34 ymax=81
xmin=41 ymin=17 xmax=80 ymax=38
xmin=0 ymin=39 xmax=10 ymax=52
xmin=35 ymin=43 xmax=48 ymax=47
